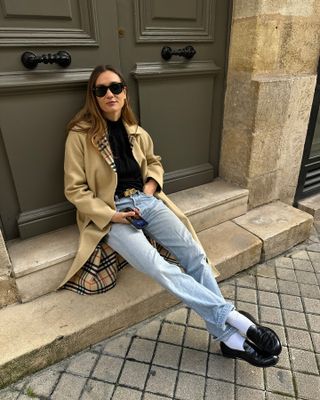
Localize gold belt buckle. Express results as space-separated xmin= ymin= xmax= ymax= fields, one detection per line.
xmin=123 ymin=188 xmax=137 ymax=197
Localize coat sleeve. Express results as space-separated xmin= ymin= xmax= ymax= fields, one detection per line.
xmin=64 ymin=132 xmax=115 ymax=230
xmin=140 ymin=130 xmax=164 ymax=192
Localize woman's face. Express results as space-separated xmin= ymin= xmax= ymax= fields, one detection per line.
xmin=94 ymin=70 xmax=126 ymax=121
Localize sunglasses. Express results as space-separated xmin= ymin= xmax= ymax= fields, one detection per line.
xmin=93 ymin=82 xmax=125 ymax=97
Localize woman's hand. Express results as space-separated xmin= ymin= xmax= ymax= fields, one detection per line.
xmin=143 ymin=178 xmax=158 ymax=196
xmin=111 ymin=208 xmax=141 ymax=224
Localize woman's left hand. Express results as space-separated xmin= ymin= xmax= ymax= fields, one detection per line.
xmin=143 ymin=178 xmax=157 ymax=196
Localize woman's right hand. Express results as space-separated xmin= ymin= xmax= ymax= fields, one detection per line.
xmin=111 ymin=209 xmax=139 ymax=224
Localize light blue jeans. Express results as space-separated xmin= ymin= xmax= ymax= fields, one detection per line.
xmin=105 ymin=191 xmax=237 ymax=341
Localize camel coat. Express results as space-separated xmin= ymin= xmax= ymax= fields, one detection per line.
xmin=59 ymin=122 xmax=219 ymax=288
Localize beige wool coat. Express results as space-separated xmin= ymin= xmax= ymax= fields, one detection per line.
xmin=59 ymin=122 xmax=219 ymax=288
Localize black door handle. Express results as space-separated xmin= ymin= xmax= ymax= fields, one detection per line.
xmin=161 ymin=45 xmax=196 ymax=61
xmin=21 ymin=51 xmax=72 ymax=69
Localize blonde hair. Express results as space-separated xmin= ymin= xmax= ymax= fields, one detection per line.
xmin=67 ymin=65 xmax=138 ymax=145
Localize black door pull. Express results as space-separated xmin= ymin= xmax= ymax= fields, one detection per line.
xmin=21 ymin=51 xmax=72 ymax=69
xmin=161 ymin=45 xmax=196 ymax=61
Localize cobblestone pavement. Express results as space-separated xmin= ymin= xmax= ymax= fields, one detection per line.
xmin=2 ymin=223 xmax=320 ymax=400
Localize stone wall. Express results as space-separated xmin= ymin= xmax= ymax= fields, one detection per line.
xmin=220 ymin=0 xmax=320 ymax=207
xmin=0 ymin=230 xmax=18 ymax=308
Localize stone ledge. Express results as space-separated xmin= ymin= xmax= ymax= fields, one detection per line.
xmin=8 ymin=180 xmax=248 ymax=303
xmin=297 ymin=193 xmax=320 ymax=220
xmin=199 ymin=221 xmax=262 ymax=282
xmin=233 ymin=201 xmax=313 ymax=260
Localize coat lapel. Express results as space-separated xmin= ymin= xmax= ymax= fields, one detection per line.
xmin=96 ymin=129 xmax=117 ymax=172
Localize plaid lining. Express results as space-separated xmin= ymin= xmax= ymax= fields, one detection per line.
xmin=97 ymin=131 xmax=117 ymax=172
xmin=63 ymin=237 xmax=180 ymax=295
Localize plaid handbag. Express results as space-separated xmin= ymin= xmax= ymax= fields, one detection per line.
xmin=63 ymin=238 xmax=179 ymax=295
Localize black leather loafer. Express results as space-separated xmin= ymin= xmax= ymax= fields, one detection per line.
xmin=220 ymin=340 xmax=279 ymax=368
xmin=239 ymin=310 xmax=282 ymax=356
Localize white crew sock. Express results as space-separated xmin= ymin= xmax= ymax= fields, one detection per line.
xmin=222 ymin=331 xmax=246 ymax=351
xmin=226 ymin=310 xmax=255 ymax=336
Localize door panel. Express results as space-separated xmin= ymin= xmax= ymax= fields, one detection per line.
xmin=118 ymin=0 xmax=230 ymax=193
xmin=0 ymin=0 xmax=120 ymax=240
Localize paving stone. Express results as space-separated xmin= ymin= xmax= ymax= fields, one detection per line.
xmin=188 ymin=310 xmax=207 ymax=329
xmin=207 ymin=353 xmax=235 ymax=383
xmin=306 ymin=313 xmax=320 ymax=332
xmin=299 ymin=283 xmax=320 ymax=299
xmin=235 ymin=274 xmax=257 ymax=288
xmin=236 ymin=302 xmax=259 ymax=321
xmin=175 ymin=372 xmax=205 ymax=400
xmin=165 ymin=307 xmax=188 ymax=324
xmin=158 ymin=322 xmax=185 ymax=346
xmin=220 ymin=284 xmax=236 ymax=300
xmin=205 ymin=378 xmax=234 ymax=400
xmin=236 ymin=386 xmax=265 ymax=400
xmin=310 ymin=332 xmax=320 ymax=352
xmin=118 ymin=360 xmax=149 ymax=390
xmin=295 ymin=270 xmax=318 ymax=285
xmin=291 ymin=250 xmax=310 ymax=260
xmin=280 ymin=294 xmax=303 ymax=311
xmin=254 ymin=263 xmax=276 ymax=279
xmin=67 ymin=352 xmax=98 ymax=377
xmin=180 ymin=348 xmax=207 ymax=376
xmin=17 ymin=395 xmax=41 ymax=400
xmin=209 ymin=338 xmax=221 ymax=355
xmin=286 ymin=327 xmax=313 ymax=351
xmin=153 ymin=342 xmax=181 ymax=369
xmin=127 ymin=337 xmax=156 ymax=363
xmin=289 ymin=348 xmax=319 ymax=374
xmin=257 ymin=277 xmax=278 ymax=292
xmin=0 ymin=390 xmax=19 ymax=400
xmin=275 ymin=267 xmax=297 ymax=282
xmin=277 ymin=280 xmax=300 ymax=296
xmin=260 ymin=305 xmax=283 ymax=325
xmin=275 ymin=257 xmax=294 ymax=269
xmin=136 ymin=320 xmax=162 ymax=340
xmin=23 ymin=369 xmax=60 ymax=398
xmin=308 ymin=251 xmax=320 ymax=272
xmin=236 ymin=287 xmax=257 ymax=304
xmin=184 ymin=326 xmax=209 ymax=351
xmin=144 ymin=394 xmax=169 ymax=400
xmin=91 ymin=355 xmax=123 ymax=383
xmin=146 ymin=365 xmax=177 ymax=397
xmin=112 ymin=386 xmax=142 ymax=400
xmin=235 ymin=359 xmax=264 ymax=390
xmin=307 ymin=243 xmax=320 ymax=252
xmin=81 ymin=380 xmax=114 ymax=400
xmin=265 ymin=368 xmax=295 ymax=397
xmin=294 ymin=372 xmax=320 ymax=400
xmin=303 ymin=298 xmax=320 ymax=314
xmin=266 ymin=393 xmax=294 ymax=400
xmin=103 ymin=335 xmax=132 ymax=357
xmin=293 ymin=258 xmax=314 ymax=272
xmin=283 ymin=309 xmax=308 ymax=330
xmin=258 ymin=291 xmax=280 ymax=308
xmin=51 ymin=373 xmax=86 ymax=400
xmin=275 ymin=346 xmax=290 ymax=370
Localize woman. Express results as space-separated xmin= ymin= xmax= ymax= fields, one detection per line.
xmin=62 ymin=65 xmax=281 ymax=367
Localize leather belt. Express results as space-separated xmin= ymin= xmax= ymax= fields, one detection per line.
xmin=122 ymin=188 xmax=139 ymax=197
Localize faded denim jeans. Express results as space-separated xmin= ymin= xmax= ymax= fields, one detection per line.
xmin=105 ymin=191 xmax=237 ymax=341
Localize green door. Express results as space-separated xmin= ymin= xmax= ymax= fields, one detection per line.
xmin=0 ymin=0 xmax=231 ymax=240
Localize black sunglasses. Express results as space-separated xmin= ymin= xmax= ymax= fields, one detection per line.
xmin=93 ymin=82 xmax=125 ymax=97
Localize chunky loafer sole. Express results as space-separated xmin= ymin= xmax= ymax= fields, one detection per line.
xmin=239 ymin=310 xmax=282 ymax=356
xmin=220 ymin=341 xmax=279 ymax=368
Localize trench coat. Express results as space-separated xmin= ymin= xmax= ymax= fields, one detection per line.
xmin=59 ymin=122 xmax=220 ymax=289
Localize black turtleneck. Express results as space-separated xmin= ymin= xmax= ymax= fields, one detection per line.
xmin=107 ymin=119 xmax=144 ymax=197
